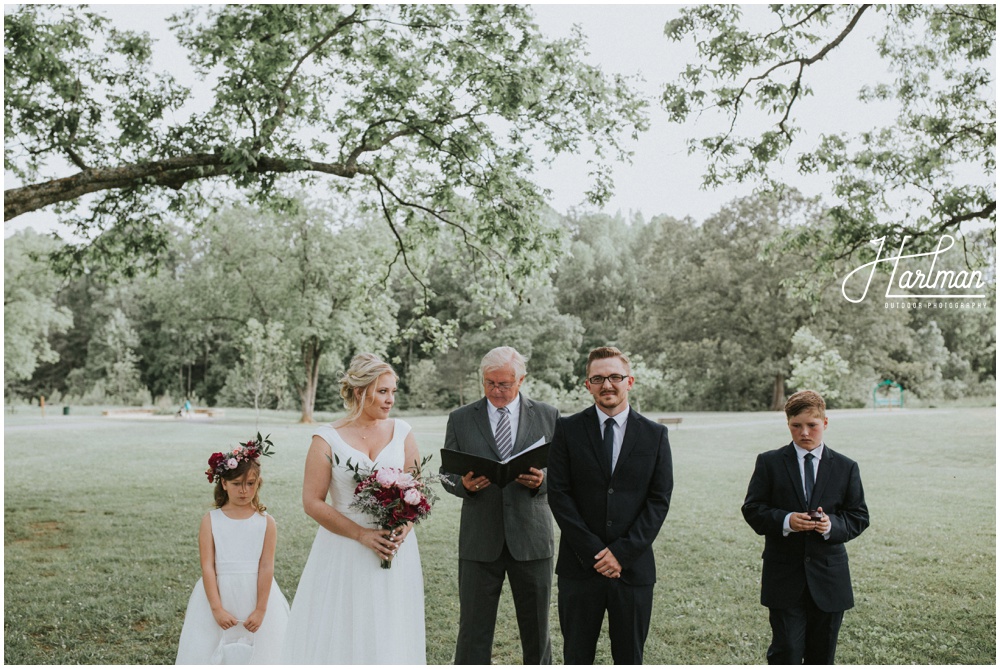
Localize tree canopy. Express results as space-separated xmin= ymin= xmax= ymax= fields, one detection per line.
xmin=5 ymin=4 xmax=648 ymax=284
xmin=662 ymin=4 xmax=996 ymax=264
xmin=4 ymin=230 xmax=73 ymax=394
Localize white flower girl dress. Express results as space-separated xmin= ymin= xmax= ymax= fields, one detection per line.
xmin=176 ymin=509 xmax=290 ymax=664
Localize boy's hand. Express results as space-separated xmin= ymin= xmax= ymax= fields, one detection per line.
xmin=812 ymin=506 xmax=831 ymax=534
xmin=790 ymin=507 xmax=831 ymax=534
xmin=789 ymin=512 xmax=820 ymax=532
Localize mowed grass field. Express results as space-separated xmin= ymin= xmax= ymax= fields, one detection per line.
xmin=4 ymin=406 xmax=995 ymax=664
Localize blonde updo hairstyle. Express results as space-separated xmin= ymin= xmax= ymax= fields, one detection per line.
xmin=340 ymin=353 xmax=397 ymax=421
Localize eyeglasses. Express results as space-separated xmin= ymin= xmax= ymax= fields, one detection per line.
xmin=587 ymin=374 xmax=630 ymax=385
xmin=484 ymin=381 xmax=516 ymax=391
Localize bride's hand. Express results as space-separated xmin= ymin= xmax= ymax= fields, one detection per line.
xmin=390 ymin=524 xmax=412 ymax=545
xmin=358 ymin=527 xmax=397 ymax=560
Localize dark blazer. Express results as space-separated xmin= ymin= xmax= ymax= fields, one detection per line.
xmin=742 ymin=443 xmax=870 ymax=612
xmin=440 ymin=395 xmax=559 ymax=562
xmin=547 ymin=405 xmax=673 ymax=586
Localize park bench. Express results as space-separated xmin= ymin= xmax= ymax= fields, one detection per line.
xmin=874 ymin=397 xmax=902 ymax=409
xmin=657 ymin=417 xmax=683 ymax=428
xmin=193 ymin=408 xmax=225 ymax=418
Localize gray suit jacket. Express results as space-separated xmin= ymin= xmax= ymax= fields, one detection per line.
xmin=440 ymin=394 xmax=559 ymax=562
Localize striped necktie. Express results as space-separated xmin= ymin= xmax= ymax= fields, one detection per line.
xmin=496 ymin=407 xmax=513 ymax=461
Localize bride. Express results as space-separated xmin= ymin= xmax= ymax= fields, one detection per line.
xmin=282 ymin=354 xmax=426 ymax=664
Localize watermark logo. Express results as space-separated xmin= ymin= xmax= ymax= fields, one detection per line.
xmin=841 ymin=235 xmax=988 ymax=305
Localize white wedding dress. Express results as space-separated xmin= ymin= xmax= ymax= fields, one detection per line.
xmin=175 ymin=509 xmax=290 ymax=664
xmin=282 ymin=419 xmax=426 ymax=664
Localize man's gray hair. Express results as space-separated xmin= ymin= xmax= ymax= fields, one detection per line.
xmin=480 ymin=346 xmax=527 ymax=379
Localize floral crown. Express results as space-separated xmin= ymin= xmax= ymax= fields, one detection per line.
xmin=205 ymin=432 xmax=275 ymax=484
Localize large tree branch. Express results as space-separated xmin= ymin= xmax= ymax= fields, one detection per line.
xmin=934 ymin=201 xmax=996 ymax=234
xmin=369 ymin=173 xmax=497 ymax=269
xmin=716 ymin=4 xmax=872 ymax=152
xmin=255 ymin=8 xmax=362 ymax=151
xmin=728 ymin=5 xmax=831 ymax=52
xmin=373 ymin=180 xmax=429 ymax=301
xmin=4 ymin=153 xmax=362 ymax=220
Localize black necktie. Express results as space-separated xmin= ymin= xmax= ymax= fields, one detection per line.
xmin=603 ymin=417 xmax=615 ymax=471
xmin=804 ymin=453 xmax=815 ymax=507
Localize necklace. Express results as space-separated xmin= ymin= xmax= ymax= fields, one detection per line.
xmin=355 ymin=420 xmax=379 ymax=439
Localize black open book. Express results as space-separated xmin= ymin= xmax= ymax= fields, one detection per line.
xmin=440 ymin=439 xmax=550 ymax=488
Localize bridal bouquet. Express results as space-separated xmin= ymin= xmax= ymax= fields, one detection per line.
xmin=344 ymin=455 xmax=438 ymax=569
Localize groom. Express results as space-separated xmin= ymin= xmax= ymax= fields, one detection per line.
xmin=547 ymin=346 xmax=673 ymax=664
xmin=440 ymin=346 xmax=560 ymax=664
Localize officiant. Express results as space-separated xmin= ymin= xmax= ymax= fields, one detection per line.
xmin=440 ymin=346 xmax=560 ymax=664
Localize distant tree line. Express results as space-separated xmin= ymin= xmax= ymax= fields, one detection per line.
xmin=6 ymin=190 xmax=994 ymax=417
xmin=6 ymin=4 xmax=993 ymax=418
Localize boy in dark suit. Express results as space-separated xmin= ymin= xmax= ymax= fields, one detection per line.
xmin=548 ymin=346 xmax=673 ymax=664
xmin=742 ymin=390 xmax=870 ymax=664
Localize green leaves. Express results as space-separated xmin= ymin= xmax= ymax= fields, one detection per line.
xmin=5 ymin=5 xmax=188 ymax=179
xmin=7 ymin=4 xmax=648 ymax=309
xmin=3 ymin=230 xmax=74 ymax=392
xmin=661 ymin=4 xmax=996 ymax=263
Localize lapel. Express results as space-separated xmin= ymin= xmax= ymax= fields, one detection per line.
xmin=472 ymin=397 xmax=502 ymax=459
xmin=513 ymin=395 xmax=534 ymax=455
xmin=615 ymin=408 xmax=642 ymax=474
xmin=582 ymin=405 xmax=613 ymax=480
xmin=811 ymin=444 xmax=835 ymax=505
xmin=781 ymin=443 xmax=808 ymax=510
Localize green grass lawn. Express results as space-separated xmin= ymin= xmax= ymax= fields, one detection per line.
xmin=4 ymin=406 xmax=995 ymax=664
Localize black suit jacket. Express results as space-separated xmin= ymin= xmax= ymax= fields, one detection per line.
xmin=548 ymin=405 xmax=673 ymax=586
xmin=742 ymin=443 xmax=870 ymax=612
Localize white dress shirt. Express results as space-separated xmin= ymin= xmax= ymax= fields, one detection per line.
xmin=783 ymin=442 xmax=829 ymax=538
xmin=596 ymin=406 xmax=629 ymax=472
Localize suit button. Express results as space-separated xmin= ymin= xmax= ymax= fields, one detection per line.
xmin=805 ymin=557 xmax=811 ymax=563
xmin=608 ymin=488 xmax=614 ymax=495
xmin=607 ymin=521 xmax=613 ymax=527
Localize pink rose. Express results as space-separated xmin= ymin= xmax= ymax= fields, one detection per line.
xmin=226 ymin=458 xmax=238 ymax=469
xmin=403 ymin=488 xmax=423 ymax=506
xmin=395 ymin=472 xmax=416 ymax=489
xmin=375 ymin=467 xmax=402 ymax=487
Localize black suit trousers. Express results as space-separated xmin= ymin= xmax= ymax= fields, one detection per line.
xmin=766 ymin=588 xmax=844 ymax=665
xmin=557 ymin=575 xmax=653 ymax=665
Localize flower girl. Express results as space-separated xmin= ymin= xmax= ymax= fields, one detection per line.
xmin=176 ymin=434 xmax=290 ymax=664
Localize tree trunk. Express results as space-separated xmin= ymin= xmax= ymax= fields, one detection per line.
xmin=770 ymin=372 xmax=786 ymax=411
xmin=299 ymin=337 xmax=323 ymax=423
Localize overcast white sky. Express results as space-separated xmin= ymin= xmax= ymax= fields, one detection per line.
xmin=6 ymin=3 xmax=900 ymax=235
